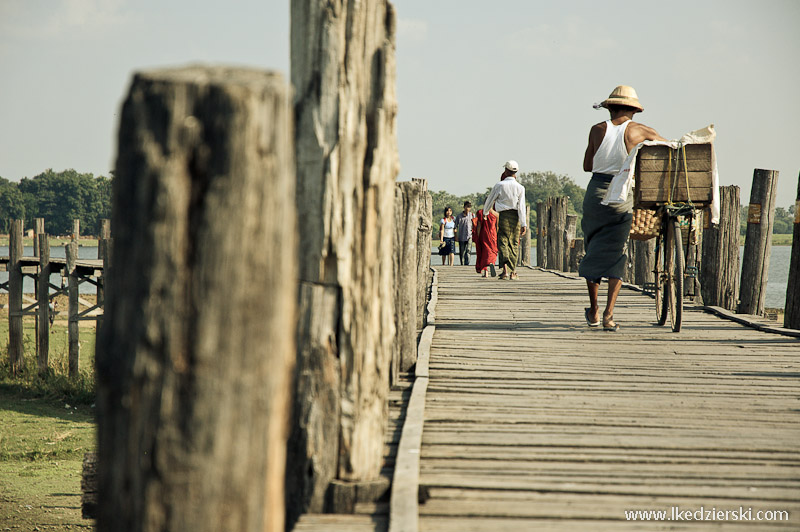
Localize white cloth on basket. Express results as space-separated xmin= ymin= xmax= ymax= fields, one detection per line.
xmin=601 ymin=124 xmax=720 ymax=224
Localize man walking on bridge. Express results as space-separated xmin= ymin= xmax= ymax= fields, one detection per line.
xmin=454 ymin=201 xmax=475 ymax=266
xmin=483 ymin=160 xmax=527 ymax=280
xmin=580 ymin=85 xmax=666 ymax=331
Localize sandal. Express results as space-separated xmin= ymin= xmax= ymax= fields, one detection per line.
xmin=498 ymin=273 xmax=508 ymax=280
xmin=603 ymin=316 xmax=620 ymax=332
xmin=509 ymin=272 xmax=518 ymax=280
xmin=584 ymin=308 xmax=600 ymax=327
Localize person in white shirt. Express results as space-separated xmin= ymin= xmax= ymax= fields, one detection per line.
xmin=483 ymin=160 xmax=527 ymax=279
xmin=438 ymin=206 xmax=456 ymax=266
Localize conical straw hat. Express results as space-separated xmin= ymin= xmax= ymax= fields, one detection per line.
xmin=599 ymin=85 xmax=644 ymax=112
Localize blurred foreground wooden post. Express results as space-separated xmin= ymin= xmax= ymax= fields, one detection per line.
xmin=287 ymin=0 xmax=399 ymax=523
xmin=701 ymin=186 xmax=740 ymax=310
xmin=738 ymin=169 xmax=779 ymax=315
xmin=37 ymin=236 xmax=51 ymax=375
xmin=413 ymin=178 xmax=432 ymax=331
xmin=517 ymin=203 xmax=531 ymax=267
xmin=8 ymin=219 xmax=24 ymax=374
xmin=563 ymin=214 xmax=577 ymax=272
xmin=96 ymin=67 xmax=296 ymax=532
xmin=785 ymin=173 xmax=800 ymax=329
xmin=65 ymin=241 xmax=79 ymax=379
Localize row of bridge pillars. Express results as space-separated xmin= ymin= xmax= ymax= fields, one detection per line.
xmin=535 ymin=169 xmax=800 ymax=330
xmin=4 ymin=218 xmax=110 ymax=378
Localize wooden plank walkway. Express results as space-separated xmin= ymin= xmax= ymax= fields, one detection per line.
xmin=418 ymin=266 xmax=800 ymax=531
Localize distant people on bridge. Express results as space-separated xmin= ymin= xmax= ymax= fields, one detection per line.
xmin=474 ymin=207 xmax=498 ymax=277
xmin=482 ymin=160 xmax=528 ymax=280
xmin=580 ymin=85 xmax=666 ymax=331
xmin=438 ymin=206 xmax=456 ymax=266
xmin=454 ymin=201 xmax=475 ymax=266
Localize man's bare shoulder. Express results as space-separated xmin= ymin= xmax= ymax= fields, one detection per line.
xmin=588 ymin=121 xmax=606 ymax=141
xmin=590 ymin=121 xmax=606 ymax=133
xmin=627 ymin=121 xmax=666 ymax=142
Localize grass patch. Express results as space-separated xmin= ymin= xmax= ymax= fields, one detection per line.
xmin=0 ymin=309 xmax=97 ymax=527
xmin=0 ymin=314 xmax=96 ymax=404
xmin=771 ymin=233 xmax=794 ymax=246
xmin=0 ymin=388 xmax=96 ymax=529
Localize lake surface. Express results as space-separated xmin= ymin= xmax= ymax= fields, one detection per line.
xmin=432 ymin=244 xmax=794 ymax=309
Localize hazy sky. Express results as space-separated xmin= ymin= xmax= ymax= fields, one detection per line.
xmin=1 ymin=0 xmax=798 ymax=207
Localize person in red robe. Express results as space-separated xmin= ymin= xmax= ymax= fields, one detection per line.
xmin=474 ymin=208 xmax=498 ymax=277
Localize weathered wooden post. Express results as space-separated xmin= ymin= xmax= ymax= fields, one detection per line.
xmin=633 ymin=239 xmax=656 ymax=288
xmin=622 ymin=238 xmax=635 ymax=283
xmin=96 ymin=67 xmax=297 ymax=532
xmin=65 ymin=241 xmax=79 ymax=379
xmin=72 ymin=219 xmax=80 ymax=240
xmin=738 ymin=169 xmax=779 ymax=315
xmin=8 ymin=219 xmax=24 ymax=374
xmin=570 ymin=238 xmax=585 ymax=272
xmin=536 ymin=200 xmax=550 ymax=268
xmin=413 ymin=178 xmax=432 ymax=331
xmin=563 ymin=214 xmax=577 ymax=272
xmin=701 ymin=186 xmax=740 ymax=310
xmin=517 ymin=203 xmax=531 ymax=267
xmin=33 ymin=218 xmax=45 ymax=258
xmin=785 ymin=174 xmax=800 ymax=329
xmin=37 ymin=236 xmax=50 ymax=375
xmin=393 ymin=181 xmax=421 ymax=381
xmin=97 ymin=219 xmax=111 ymax=313
xmin=287 ymin=0 xmax=399 ymax=523
xmin=33 ymin=218 xmax=45 ymax=362
xmin=546 ymin=197 xmax=567 ymax=271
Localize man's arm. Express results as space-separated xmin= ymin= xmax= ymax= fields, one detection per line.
xmin=626 ymin=122 xmax=668 ymax=152
xmin=483 ymin=184 xmax=500 ymax=214
xmin=583 ymin=122 xmax=606 ymax=172
xmin=517 ymin=187 xmax=527 ymax=235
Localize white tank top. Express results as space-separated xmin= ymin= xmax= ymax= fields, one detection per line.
xmin=592 ymin=119 xmax=631 ymax=175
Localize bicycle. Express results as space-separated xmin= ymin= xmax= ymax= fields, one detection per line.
xmin=652 ymin=204 xmax=699 ymax=332
xmin=634 ymin=142 xmax=713 ymax=332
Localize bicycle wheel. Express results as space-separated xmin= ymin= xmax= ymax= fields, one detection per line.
xmin=654 ymin=233 xmax=668 ymax=325
xmin=667 ymin=218 xmax=684 ymax=332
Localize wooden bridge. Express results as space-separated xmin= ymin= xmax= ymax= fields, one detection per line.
xmin=1 ymin=219 xmax=109 ymax=377
xmin=296 ymin=265 xmax=800 ymax=531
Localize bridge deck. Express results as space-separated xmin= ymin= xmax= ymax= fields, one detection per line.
xmin=418 ymin=267 xmax=799 ymax=531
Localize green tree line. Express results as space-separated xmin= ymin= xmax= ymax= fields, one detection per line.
xmin=739 ymin=203 xmax=796 ymax=236
xmin=431 ymin=171 xmax=586 ymax=238
xmin=0 ymin=169 xmax=112 ymax=236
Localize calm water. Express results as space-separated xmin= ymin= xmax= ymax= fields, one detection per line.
xmin=741 ymin=245 xmax=790 ymax=310
xmin=432 ymin=244 xmax=793 ymax=309
xmin=0 ymin=245 xmax=100 ymax=294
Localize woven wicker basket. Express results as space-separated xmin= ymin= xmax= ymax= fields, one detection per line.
xmin=630 ymin=208 xmax=662 ymax=241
